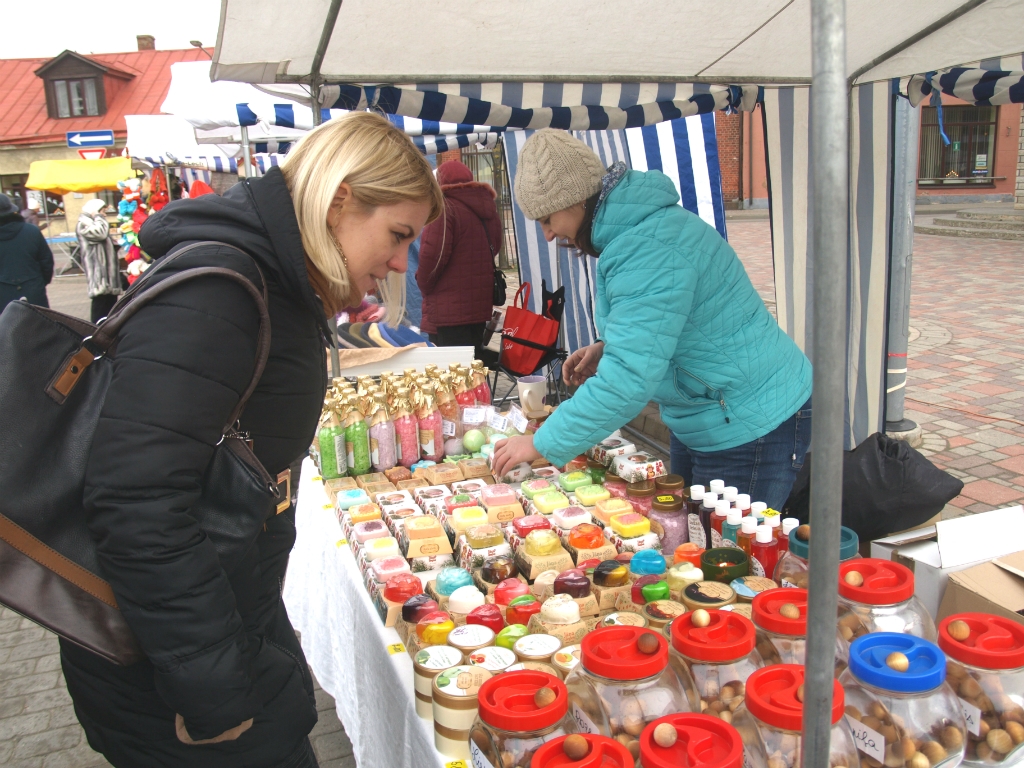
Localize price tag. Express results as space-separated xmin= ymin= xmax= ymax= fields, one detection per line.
xmin=469 ymin=740 xmax=495 ymax=768
xmin=847 ymin=715 xmax=885 ymax=764
xmin=336 ymin=539 xmax=347 ymax=547
xmin=310 ymin=476 xmax=322 ymax=482
xmin=463 ymin=407 xmax=486 ymax=425
xmin=445 ymin=762 xmax=469 ymax=768
xmin=960 ymin=697 xmax=982 ymax=737
xmin=322 ymin=503 xmax=333 ymax=510
xmin=386 ymin=642 xmax=406 ymax=655
xmin=442 ymin=420 xmax=457 ymax=438
xmin=571 ymin=703 xmax=599 ymax=735
xmin=508 ymin=405 xmax=529 ymax=434
xmin=488 ymin=411 xmax=509 ymax=433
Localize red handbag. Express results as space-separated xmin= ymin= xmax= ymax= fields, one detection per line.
xmin=501 ymin=283 xmax=560 ymax=375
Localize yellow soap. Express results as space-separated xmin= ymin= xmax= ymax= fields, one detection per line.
xmin=405 ymin=515 xmax=442 ymax=540
xmin=575 ymin=484 xmax=610 ymax=507
xmin=594 ymin=498 xmax=635 ymax=526
xmin=610 ymin=512 xmax=651 ymax=538
xmin=349 ymin=503 xmax=382 ymax=525
xmin=452 ymin=506 xmax=488 ymax=534
xmin=533 ymin=491 xmax=571 ymax=515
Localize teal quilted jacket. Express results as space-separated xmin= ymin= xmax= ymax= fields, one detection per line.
xmin=532 ymin=169 xmax=812 ymax=467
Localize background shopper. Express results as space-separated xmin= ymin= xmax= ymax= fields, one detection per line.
xmin=0 ymin=193 xmax=53 ymax=314
xmin=76 ymin=198 xmax=122 ymax=321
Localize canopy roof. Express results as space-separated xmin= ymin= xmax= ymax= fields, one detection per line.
xmin=26 ymin=158 xmax=134 ymax=196
xmin=212 ymin=0 xmax=1024 ymax=86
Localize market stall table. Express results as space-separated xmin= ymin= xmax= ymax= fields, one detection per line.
xmin=284 ymin=457 xmax=460 ymax=768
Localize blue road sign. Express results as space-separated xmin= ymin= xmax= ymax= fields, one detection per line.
xmin=66 ymin=130 xmax=115 ymax=148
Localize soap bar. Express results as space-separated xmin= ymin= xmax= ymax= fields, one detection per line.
xmin=667 ymin=563 xmax=705 ymax=592
xmin=402 ymin=594 xmax=439 ymax=623
xmin=533 ymin=491 xmax=571 ymax=516
xmin=611 ymin=452 xmax=667 ymax=483
xmin=435 ymin=567 xmax=474 ymax=596
xmin=520 ymin=479 xmax=553 ymax=500
xmin=370 ymin=556 xmax=411 ymax=584
xmin=498 ymin=462 xmax=534 ymax=484
xmin=481 ymin=483 xmax=517 ymax=508
xmin=465 ymin=523 xmax=504 ymax=549
xmin=466 ymin=604 xmax=505 ymax=634
xmin=353 ymin=520 xmax=389 ymax=544
xmin=495 ymin=624 xmax=529 ymax=650
xmin=524 ymin=529 xmax=562 ymax=557
xmin=451 ymin=506 xmax=488 ymax=534
xmin=590 ymin=437 xmax=637 ymax=466
xmin=446 ymin=493 xmax=479 ymax=515
xmin=447 ymin=585 xmax=486 ymax=614
xmin=493 ymin=577 xmax=530 ymax=606
xmin=552 ymin=506 xmax=592 ymax=529
xmin=377 ymin=490 xmax=415 ymax=509
xmin=594 ymin=497 xmax=635 ymax=526
xmin=480 ymin=555 xmax=518 ymax=584
xmin=337 ymin=489 xmax=371 ymax=510
xmin=384 ymin=506 xmax=422 ymax=532
xmin=458 ymin=457 xmax=491 ymax=479
xmin=610 ymin=512 xmax=651 ymax=538
xmin=593 ymin=560 xmax=630 ymax=587
xmin=567 ymin=523 xmax=605 ymax=551
xmin=631 ymin=575 xmax=663 ymax=605
xmin=575 ymin=484 xmax=611 ymax=508
xmin=363 ymin=481 xmax=397 ymax=499
xmin=554 ymin=570 xmax=591 ymax=598
xmin=531 ymin=570 xmax=559 ymax=597
xmin=640 ymin=580 xmax=670 ymax=602
xmin=349 ymin=503 xmax=382 ymax=525
xmin=506 ymin=595 xmax=542 ymax=625
xmin=512 ymin=515 xmax=552 ymax=539
xmin=629 ymin=549 xmax=667 ymax=576
xmin=451 ymin=478 xmax=488 ymax=495
xmin=384 ymin=465 xmax=412 ymax=484
xmin=363 ymin=536 xmax=401 ymax=561
xmin=383 ymin=573 xmax=422 ymax=604
xmin=356 ymin=472 xmax=388 ymax=488
xmin=414 ymin=486 xmax=451 ymax=515
xmin=404 ymin=515 xmax=443 ymax=540
xmin=416 ymin=611 xmax=455 ymax=644
xmin=558 ymin=471 xmax=593 ymax=493
xmin=540 ymin=594 xmax=581 ymax=625
xmin=531 ymin=466 xmax=560 ymax=481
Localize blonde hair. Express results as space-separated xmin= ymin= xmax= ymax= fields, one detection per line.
xmin=281 ymin=111 xmax=443 ymax=324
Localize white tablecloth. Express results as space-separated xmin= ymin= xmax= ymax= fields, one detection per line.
xmin=283 ymin=458 xmax=455 ymax=768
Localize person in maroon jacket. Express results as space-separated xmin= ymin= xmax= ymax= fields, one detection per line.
xmin=416 ymin=160 xmax=501 ymax=359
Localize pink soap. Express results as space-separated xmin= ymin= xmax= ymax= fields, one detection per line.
xmin=481 ymin=484 xmax=517 ymax=508
xmin=353 ymin=520 xmax=389 ymax=544
xmin=371 ymin=556 xmax=411 ymax=584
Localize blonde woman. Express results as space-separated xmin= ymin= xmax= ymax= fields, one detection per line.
xmin=60 ymin=112 xmax=442 ymax=768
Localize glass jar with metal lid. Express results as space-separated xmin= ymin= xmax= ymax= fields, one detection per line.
xmin=468 ymin=670 xmax=577 ymax=768
xmin=669 ymin=609 xmax=766 ymax=717
xmin=563 ymin=626 xmax=694 ymax=754
xmin=654 ymin=474 xmax=687 ymax=500
xmin=626 ymin=481 xmax=657 ymax=516
xmin=839 ymin=632 xmax=966 ymax=768
xmin=649 ymin=494 xmax=687 ymax=556
xmin=836 ymin=558 xmax=937 ymax=641
xmin=938 ymin=613 xmax=1024 ymax=766
xmin=731 ymin=664 xmax=857 ymax=768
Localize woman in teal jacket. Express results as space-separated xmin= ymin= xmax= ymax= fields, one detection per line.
xmin=492 ymin=130 xmax=812 ymax=510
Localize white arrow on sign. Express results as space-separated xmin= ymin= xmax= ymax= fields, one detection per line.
xmin=68 ymin=133 xmax=112 ymax=145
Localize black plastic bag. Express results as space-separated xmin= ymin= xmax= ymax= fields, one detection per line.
xmin=782 ymin=432 xmax=964 ymax=542
xmin=541 ymin=280 xmax=565 ymax=322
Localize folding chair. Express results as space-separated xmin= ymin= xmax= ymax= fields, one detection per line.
xmin=489 ymin=329 xmax=569 ymax=410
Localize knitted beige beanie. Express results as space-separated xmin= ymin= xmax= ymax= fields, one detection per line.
xmin=514 ymin=130 xmax=606 ymax=220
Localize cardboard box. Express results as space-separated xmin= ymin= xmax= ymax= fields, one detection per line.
xmin=592 ymin=583 xmax=633 ymax=612
xmin=563 ymin=539 xmax=618 ymax=566
xmin=514 ymin=547 xmax=575 ymax=582
xmin=872 ymin=506 xmax=1024 ymax=619
xmin=526 ymin=615 xmax=589 ymax=645
xmin=938 ymin=551 xmax=1024 ymax=626
xmin=485 ymin=502 xmax=525 ymax=526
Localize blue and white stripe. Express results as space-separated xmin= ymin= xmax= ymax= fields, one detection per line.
xmin=906 ymin=66 xmax=1024 ymax=107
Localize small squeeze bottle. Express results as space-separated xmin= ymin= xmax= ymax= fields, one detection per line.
xmin=722 ymin=509 xmax=742 ymax=545
xmin=750 ymin=524 xmax=778 ymax=578
xmin=711 ymin=500 xmax=730 ymax=547
xmin=779 ymin=517 xmax=799 ymax=553
xmin=737 ymin=516 xmax=758 ymax=558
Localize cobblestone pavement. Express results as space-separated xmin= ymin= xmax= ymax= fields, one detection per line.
xmin=728 ymin=215 xmax=1024 ymax=515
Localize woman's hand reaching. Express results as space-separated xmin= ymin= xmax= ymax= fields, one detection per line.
xmin=491 ymin=435 xmax=542 ymax=480
xmin=562 ymin=341 xmax=604 ymax=387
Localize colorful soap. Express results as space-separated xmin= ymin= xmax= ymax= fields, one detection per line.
xmin=593 ymin=560 xmax=630 ymax=587
xmin=480 ymin=555 xmax=518 ymax=584
xmin=594 ymin=497 xmax=635 ymax=526
xmin=451 ymin=506 xmax=488 ymax=534
xmin=434 ymin=567 xmax=474 ymax=596
xmin=558 ymin=470 xmax=593 ymax=493
xmin=445 ymin=493 xmax=479 ymax=516
xmin=540 ymin=594 xmax=581 ymax=625
xmin=353 ymin=520 xmax=389 ymax=544
xmin=447 ymin=585 xmax=486 ymax=614
xmin=551 ymin=506 xmax=592 ymax=529
xmin=493 ymin=578 xmax=530 ymax=606
xmin=466 ymin=604 xmax=505 ymax=633
xmin=610 ymin=512 xmax=651 ymax=538
xmin=495 ymin=624 xmax=529 ymax=650
xmin=629 ymin=549 xmax=667 ymax=576
xmin=520 ymin=479 xmax=553 ymax=500
xmin=402 ymin=594 xmax=439 ymax=623
xmin=363 ymin=536 xmax=400 ymax=561
xmin=574 ymin=484 xmax=611 ymax=508
xmin=524 ymin=529 xmax=562 ymax=557
xmin=512 ymin=515 xmax=552 ymax=539
xmin=506 ymin=595 xmax=542 ymax=625
xmin=480 ymin=483 xmax=517 ymax=508
xmin=533 ymin=491 xmax=571 ymax=516
xmin=337 ymin=489 xmax=371 ymax=510
xmin=465 ymin=523 xmax=504 ymax=549
xmin=383 ymin=573 xmax=422 ymax=604
xmin=567 ymin=523 xmax=605 ymax=551
xmin=370 ymin=556 xmax=411 ymax=584
xmin=404 ymin=515 xmax=442 ymax=540
xmin=554 ymin=570 xmax=591 ymax=598
xmin=349 ymin=503 xmax=382 ymax=524
xmin=416 ymin=611 xmax=455 ymax=644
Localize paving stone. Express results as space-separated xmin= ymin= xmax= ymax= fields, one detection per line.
xmin=7 ymin=638 xmax=60 ymax=663
xmin=312 ymin=729 xmax=354 ymax=762
xmin=0 ymin=672 xmax=62 ymax=697
xmin=0 ymin=711 xmax=51 ymax=741
xmin=11 ymin=726 xmax=82 ymax=760
xmin=40 ymin=741 xmax=111 ymax=768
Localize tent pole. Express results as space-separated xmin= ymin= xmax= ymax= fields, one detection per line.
xmin=803 ymin=0 xmax=849 ymax=764
xmin=240 ymin=125 xmax=251 ymax=179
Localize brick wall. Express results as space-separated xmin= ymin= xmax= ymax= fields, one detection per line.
xmin=715 ymin=112 xmax=742 ymax=207
xmin=437 ymin=149 xmax=462 ymax=166
xmin=1017 ymin=111 xmax=1024 ymax=209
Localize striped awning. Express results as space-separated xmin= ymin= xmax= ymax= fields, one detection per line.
xmin=905 ymin=57 xmax=1024 ymax=106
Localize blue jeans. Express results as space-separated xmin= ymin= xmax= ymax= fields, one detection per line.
xmin=669 ymin=398 xmax=812 ymax=511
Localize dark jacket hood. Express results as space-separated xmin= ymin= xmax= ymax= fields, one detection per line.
xmin=0 ymin=216 xmax=26 ymax=240
xmin=138 ymin=167 xmax=331 ymax=340
xmin=444 ymin=182 xmax=499 ymax=225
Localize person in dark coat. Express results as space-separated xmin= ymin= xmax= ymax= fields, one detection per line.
xmin=0 ymin=193 xmax=53 ymax=314
xmin=60 ymin=112 xmax=442 ymax=768
xmin=416 ymin=160 xmax=501 ymax=359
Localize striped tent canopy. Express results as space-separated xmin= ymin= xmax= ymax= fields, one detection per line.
xmin=904 ymin=54 xmax=1024 ymax=106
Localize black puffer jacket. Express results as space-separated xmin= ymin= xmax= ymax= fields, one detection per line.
xmin=60 ymin=168 xmax=329 ymax=768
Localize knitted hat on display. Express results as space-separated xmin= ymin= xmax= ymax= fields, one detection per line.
xmin=514 ymin=129 xmax=605 ymax=220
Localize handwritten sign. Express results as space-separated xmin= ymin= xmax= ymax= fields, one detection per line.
xmin=847 ymin=715 xmax=885 ymax=763
xmin=960 ymin=697 xmax=982 ymax=737
xmin=386 ymin=643 xmax=406 ymax=655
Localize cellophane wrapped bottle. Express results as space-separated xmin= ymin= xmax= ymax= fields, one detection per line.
xmin=342 ymin=396 xmax=372 ymax=476
xmin=454 ymin=366 xmax=478 ymax=408
xmin=471 ymin=360 xmax=492 ymax=406
xmin=417 ymin=383 xmax=445 ymax=463
xmin=367 ymin=392 xmax=397 ymax=472
xmin=393 ymin=388 xmax=420 ymax=469
xmin=317 ymin=399 xmax=347 ymax=479
xmin=435 ymin=372 xmax=463 ymax=440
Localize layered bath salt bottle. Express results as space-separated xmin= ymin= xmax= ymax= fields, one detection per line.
xmin=342 ymin=396 xmax=371 ymax=477
xmin=710 ymin=500 xmax=731 ymax=547
xmin=779 ymin=518 xmax=799 ymax=553
xmin=684 ymin=485 xmax=706 ymax=547
xmin=454 ymin=366 xmax=478 ymax=408
xmin=737 ymin=517 xmax=758 ymax=558
xmin=393 ymin=389 xmax=420 ymax=468
xmin=317 ymin=398 xmax=346 ymax=480
xmin=722 ymin=509 xmax=743 ymax=546
xmin=367 ymin=392 xmax=397 ymax=472
xmin=434 ymin=374 xmax=463 ymax=442
xmin=471 ymin=360 xmax=492 ymax=406
xmin=417 ymin=383 xmax=445 ymax=463
xmin=750 ymin=525 xmax=778 ymax=578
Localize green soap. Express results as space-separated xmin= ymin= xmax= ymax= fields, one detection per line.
xmin=496 ymin=624 xmax=529 ymax=649
xmin=641 ymin=580 xmax=671 ymax=603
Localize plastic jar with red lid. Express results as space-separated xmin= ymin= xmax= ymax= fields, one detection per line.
xmin=836 ymin=558 xmax=937 ymax=642
xmin=469 ymin=670 xmax=576 ymax=768
xmin=839 ymin=633 xmax=966 ymax=768
xmin=529 ymin=733 xmax=634 ymax=768
xmin=564 ymin=626 xmax=692 ymax=754
xmin=751 ymin=588 xmax=850 ymax=676
xmin=669 ymin=609 xmax=765 ymax=716
xmin=938 ymin=613 xmax=1024 ymax=766
xmin=638 ymin=712 xmax=747 ymax=768
xmin=731 ymin=664 xmax=858 ymax=768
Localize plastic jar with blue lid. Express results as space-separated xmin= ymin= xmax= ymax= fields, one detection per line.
xmin=839 ymin=632 xmax=966 ymax=768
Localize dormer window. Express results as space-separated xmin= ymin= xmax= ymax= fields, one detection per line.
xmin=52 ymin=78 xmax=100 ymax=117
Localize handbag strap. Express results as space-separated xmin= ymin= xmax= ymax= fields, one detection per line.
xmin=87 ymin=242 xmax=271 ymax=433
xmin=514 ymin=282 xmax=531 ymax=309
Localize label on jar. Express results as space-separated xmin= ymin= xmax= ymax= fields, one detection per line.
xmin=415 ymin=646 xmax=463 ymax=670
xmin=571 ymin=703 xmax=599 ymax=735
xmin=469 ymin=740 xmax=495 ymax=768
xmin=468 ymin=646 xmax=516 ymax=671
xmin=463 ymin=407 xmax=487 ymax=425
xmin=448 ymin=625 xmax=494 ymax=648
xmin=719 ymin=538 xmax=741 ymax=549
xmin=509 ymin=406 xmax=529 ymax=434
xmin=959 ymin=697 xmax=982 ymax=737
xmin=434 ymin=665 xmax=489 ymax=697
xmin=847 ymin=714 xmax=885 ymax=763
xmin=687 ymin=513 xmax=706 ymax=548
xmin=334 ymin=434 xmax=347 ymax=475
xmin=711 ymin=529 xmax=723 ymax=548
xmin=749 ymin=556 xmax=766 ymax=577
xmin=514 ymin=634 xmax=561 ymax=658
xmin=442 ymin=419 xmax=457 ymax=437
xmin=419 ymin=429 xmax=435 ymax=457
xmin=370 ymin=437 xmax=379 ymax=467
xmin=347 ymin=443 xmax=356 ymax=471
xmin=488 ymin=411 xmax=509 ymax=432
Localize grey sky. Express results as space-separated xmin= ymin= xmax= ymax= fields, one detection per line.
xmin=6 ymin=0 xmax=221 ymax=59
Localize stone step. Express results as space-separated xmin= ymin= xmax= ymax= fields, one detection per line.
xmin=931 ymin=216 xmax=1024 ymax=232
xmin=914 ymin=221 xmax=1024 ymax=241
xmin=955 ymin=209 xmax=1024 ymax=223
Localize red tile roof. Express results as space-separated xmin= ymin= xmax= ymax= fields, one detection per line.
xmin=0 ymin=48 xmax=212 ymax=146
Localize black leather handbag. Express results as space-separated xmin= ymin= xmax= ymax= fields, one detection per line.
xmin=0 ymin=242 xmax=279 ymax=666
xmin=486 ymin=226 xmax=507 ymax=307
